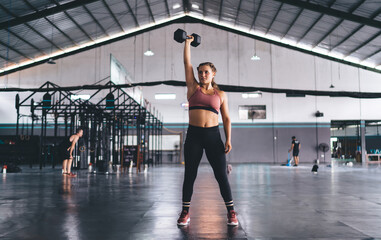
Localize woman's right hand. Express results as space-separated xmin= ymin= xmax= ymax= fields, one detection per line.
xmin=185 ymin=35 xmax=194 ymax=44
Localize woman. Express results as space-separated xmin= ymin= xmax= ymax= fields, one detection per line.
xmin=177 ymin=35 xmax=238 ymax=226
xmin=61 ymin=128 xmax=83 ymax=177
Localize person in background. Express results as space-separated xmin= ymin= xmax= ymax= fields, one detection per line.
xmin=289 ymin=136 xmax=301 ymax=167
xmin=61 ymin=128 xmax=83 ymax=177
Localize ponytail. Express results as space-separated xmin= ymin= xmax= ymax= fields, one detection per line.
xmin=211 ymin=79 xmax=220 ymax=90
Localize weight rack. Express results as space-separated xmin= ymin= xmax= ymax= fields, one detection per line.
xmin=15 ymin=81 xmax=163 ymax=170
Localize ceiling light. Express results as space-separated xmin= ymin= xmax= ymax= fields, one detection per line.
xmin=47 ymin=58 xmax=56 ymax=64
xmin=251 ymin=55 xmax=260 ymax=61
xmin=155 ymin=93 xmax=176 ymax=100
xmin=144 ymin=49 xmax=154 ymax=56
xmin=70 ymin=94 xmax=91 ymax=100
xmin=329 ymin=84 xmax=335 ymax=88
xmin=242 ymin=92 xmax=262 ymax=98
xmin=192 ymin=4 xmax=199 ymax=9
xmin=173 ymin=3 xmax=181 ymax=9
xmin=144 ymin=32 xmax=154 ymax=56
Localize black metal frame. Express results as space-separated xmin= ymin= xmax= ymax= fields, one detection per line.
xmin=15 ymin=81 xmax=163 ymax=170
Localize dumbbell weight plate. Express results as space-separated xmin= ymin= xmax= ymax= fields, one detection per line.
xmin=191 ymin=33 xmax=201 ymax=47
xmin=174 ymin=29 xmax=187 ymax=43
xmin=174 ymin=29 xmax=201 ymax=47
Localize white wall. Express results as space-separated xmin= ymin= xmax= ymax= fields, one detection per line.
xmin=1 ymin=23 xmax=380 ymax=124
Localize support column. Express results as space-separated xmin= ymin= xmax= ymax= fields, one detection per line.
xmin=360 ymin=120 xmax=367 ymax=165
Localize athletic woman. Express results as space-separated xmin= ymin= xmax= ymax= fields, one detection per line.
xmin=61 ymin=128 xmax=83 ymax=177
xmin=177 ymin=35 xmax=238 ymax=226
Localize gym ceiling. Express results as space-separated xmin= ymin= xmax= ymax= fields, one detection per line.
xmin=0 ymin=0 xmax=380 ymax=76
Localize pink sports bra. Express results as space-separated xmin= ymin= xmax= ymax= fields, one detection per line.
xmin=188 ymin=87 xmax=221 ymax=114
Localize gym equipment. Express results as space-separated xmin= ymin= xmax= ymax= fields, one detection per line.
xmin=281 ymin=152 xmax=293 ymax=166
xmin=319 ymin=143 xmax=329 ymax=163
xmin=286 ymin=152 xmax=293 ymax=166
xmin=42 ymin=93 xmax=51 ymax=109
xmin=174 ymin=29 xmax=201 ymax=47
xmin=311 ymin=159 xmax=319 ymax=174
xmin=15 ymin=81 xmax=163 ymax=170
xmin=227 ymin=164 xmax=232 ymax=174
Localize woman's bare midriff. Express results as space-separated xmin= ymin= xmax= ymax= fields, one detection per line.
xmin=189 ymin=109 xmax=219 ymax=127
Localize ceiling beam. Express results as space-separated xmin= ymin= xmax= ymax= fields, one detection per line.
xmin=25 ymin=22 xmax=63 ymax=51
xmin=218 ymin=0 xmax=224 ymax=22
xmin=0 ymin=3 xmax=63 ymax=51
xmin=122 ymin=0 xmax=139 ymax=27
xmin=0 ymin=39 xmax=32 ymax=60
xmin=62 ymin=10 xmax=94 ymax=41
xmin=203 ymin=0 xmax=206 ymax=17
xmin=0 ymin=52 xmax=17 ymax=63
xmin=144 ymin=0 xmax=156 ymax=23
xmin=274 ymin=0 xmax=381 ymax=29
xmin=361 ymin=48 xmax=381 ymax=63
xmin=312 ymin=0 xmax=366 ymax=50
xmin=280 ymin=3 xmax=305 ymax=39
xmin=345 ymin=31 xmax=381 ymax=58
xmin=265 ymin=2 xmax=283 ymax=35
xmin=234 ymin=0 xmax=243 ymax=26
xmin=49 ymin=0 xmax=94 ymax=41
xmin=296 ymin=0 xmax=335 ymax=44
xmin=83 ymin=5 xmax=109 ymax=36
xmin=22 ymin=0 xmax=78 ymax=46
xmin=5 ymin=29 xmax=47 ymax=56
xmin=0 ymin=0 xmax=100 ymax=30
xmin=183 ymin=0 xmax=190 ymax=13
xmin=249 ymin=0 xmax=263 ymax=31
xmin=331 ymin=7 xmax=381 ymax=51
xmin=102 ymin=0 xmax=124 ymax=32
xmin=164 ymin=0 xmax=170 ymax=17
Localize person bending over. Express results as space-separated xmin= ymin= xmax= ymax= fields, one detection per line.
xmin=61 ymin=128 xmax=83 ymax=177
xmin=177 ymin=35 xmax=238 ymax=226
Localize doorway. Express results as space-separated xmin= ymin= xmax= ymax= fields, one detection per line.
xmin=330 ymin=120 xmax=361 ymax=163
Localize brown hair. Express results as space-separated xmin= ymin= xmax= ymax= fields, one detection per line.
xmin=197 ymin=62 xmax=219 ymax=90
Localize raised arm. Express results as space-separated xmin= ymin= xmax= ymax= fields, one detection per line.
xmin=184 ymin=36 xmax=198 ymax=98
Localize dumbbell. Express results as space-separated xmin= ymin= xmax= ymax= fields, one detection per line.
xmin=173 ymin=29 xmax=201 ymax=47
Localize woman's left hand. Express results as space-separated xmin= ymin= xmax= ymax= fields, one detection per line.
xmin=225 ymin=141 xmax=232 ymax=154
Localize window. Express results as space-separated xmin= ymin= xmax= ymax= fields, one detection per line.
xmin=239 ymin=105 xmax=266 ymax=120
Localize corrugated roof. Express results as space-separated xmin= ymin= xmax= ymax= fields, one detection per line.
xmin=0 ymin=0 xmax=380 ymax=75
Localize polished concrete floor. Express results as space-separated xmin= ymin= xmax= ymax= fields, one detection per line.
xmin=1 ymin=162 xmax=381 ymax=240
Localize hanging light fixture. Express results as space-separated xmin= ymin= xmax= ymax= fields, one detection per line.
xmin=144 ymin=49 xmax=154 ymax=56
xmin=251 ymin=39 xmax=260 ymax=61
xmin=144 ymin=32 xmax=154 ymax=56
xmin=330 ymin=63 xmax=334 ymax=87
xmin=329 ymin=36 xmax=334 ymax=88
xmin=47 ymin=58 xmax=56 ymax=64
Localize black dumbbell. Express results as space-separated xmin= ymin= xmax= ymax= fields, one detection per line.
xmin=173 ymin=29 xmax=201 ymax=47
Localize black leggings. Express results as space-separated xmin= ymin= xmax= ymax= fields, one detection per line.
xmin=182 ymin=125 xmax=233 ymax=203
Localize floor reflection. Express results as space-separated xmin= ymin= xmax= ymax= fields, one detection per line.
xmin=178 ymin=224 xmax=191 ymax=238
xmin=62 ymin=175 xmax=80 ymax=240
xmin=227 ymin=225 xmax=238 ymax=238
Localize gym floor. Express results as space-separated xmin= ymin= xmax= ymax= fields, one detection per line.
xmin=0 ymin=163 xmax=381 ymax=240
